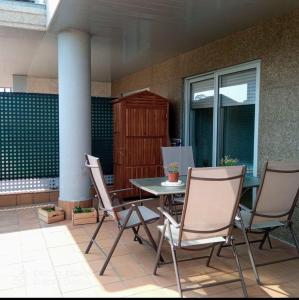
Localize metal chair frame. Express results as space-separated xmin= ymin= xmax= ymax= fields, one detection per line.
xmin=84 ymin=154 xmax=161 ymax=275
xmin=153 ymin=166 xmax=248 ymax=297
xmin=217 ymin=161 xmax=299 ymax=285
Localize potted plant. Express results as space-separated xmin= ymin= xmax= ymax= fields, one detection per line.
xmin=167 ymin=162 xmax=180 ymax=182
xmin=220 ymin=155 xmax=239 ymax=166
xmin=72 ymin=206 xmax=97 ymax=225
xmin=38 ymin=205 xmax=65 ymax=224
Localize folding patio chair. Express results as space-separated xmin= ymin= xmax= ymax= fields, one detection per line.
xmin=217 ymin=160 xmax=299 ymax=285
xmin=84 ymin=154 xmax=161 ymax=275
xmin=161 ymin=146 xmax=195 ymax=219
xmin=153 ymin=166 xmax=248 ymax=297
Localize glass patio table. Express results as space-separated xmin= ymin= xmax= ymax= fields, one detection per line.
xmin=130 ymin=174 xmax=260 ymax=210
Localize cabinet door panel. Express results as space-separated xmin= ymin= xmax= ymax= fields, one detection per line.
xmin=125 ymin=137 xmax=163 ymax=166
xmin=125 ymin=107 xmax=147 ymax=136
xmin=147 ymin=108 xmax=167 ymax=137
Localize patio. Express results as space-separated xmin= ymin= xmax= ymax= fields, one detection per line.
xmin=1 ymin=201 xmax=299 ymax=298
xmin=1 ymin=0 xmax=299 ymax=298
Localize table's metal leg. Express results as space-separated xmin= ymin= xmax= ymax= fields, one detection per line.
xmin=159 ymin=195 xmax=166 ymax=222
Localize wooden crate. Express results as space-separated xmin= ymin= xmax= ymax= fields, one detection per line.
xmin=38 ymin=206 xmax=65 ymax=224
xmin=72 ymin=208 xmax=98 ymax=225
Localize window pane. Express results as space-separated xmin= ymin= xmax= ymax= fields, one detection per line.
xmin=219 ymin=105 xmax=255 ymax=173
xmin=220 ymin=68 xmax=256 ymax=106
xmin=219 ymin=69 xmax=256 ymax=174
xmin=191 ymin=108 xmax=213 ymax=167
xmin=191 ymin=78 xmax=214 ymax=108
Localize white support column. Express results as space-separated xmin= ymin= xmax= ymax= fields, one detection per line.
xmin=58 ymin=29 xmax=91 ymax=217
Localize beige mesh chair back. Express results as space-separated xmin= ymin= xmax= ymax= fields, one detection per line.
xmin=85 ymin=154 xmax=161 ymax=276
xmin=85 ymin=154 xmax=116 ymax=219
xmin=162 ymin=146 xmax=195 ymax=176
xmin=153 ymin=166 xmax=247 ymax=297
xmin=179 ymin=166 xmax=245 ymax=245
xmin=250 ymin=161 xmax=299 ymax=228
xmin=220 ymin=160 xmax=299 ymax=286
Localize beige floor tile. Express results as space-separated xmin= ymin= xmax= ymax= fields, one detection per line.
xmin=0 ymin=287 xmax=27 ymax=297
xmin=21 ymin=248 xmax=50 ymax=263
xmin=62 ymin=281 xmax=131 ymax=298
xmin=1 ymin=206 xmax=299 ymax=298
xmin=62 ymin=286 xmax=109 ymax=298
xmin=44 ymin=230 xmax=76 ymax=248
xmin=131 ymin=286 xmax=179 ymax=298
xmin=120 ymin=275 xmax=162 ymax=296
xmin=0 ymin=248 xmax=22 ymax=266
xmin=23 ymin=259 xmax=56 ymax=286
xmin=0 ymin=264 xmax=25 ymax=290
xmin=26 ymin=282 xmax=62 ymax=297
xmin=48 ymin=245 xmax=85 ymax=266
xmin=84 ymin=259 xmax=106 ymax=274
xmin=94 ymin=268 xmax=122 ymax=285
xmin=56 ymin=273 xmax=100 ymax=294
xmin=54 ymin=262 xmax=94 ymax=279
xmin=112 ymin=262 xmax=147 ymax=280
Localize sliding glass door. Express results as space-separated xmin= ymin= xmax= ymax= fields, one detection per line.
xmin=190 ymin=77 xmax=214 ymax=167
xmin=184 ymin=61 xmax=260 ymax=175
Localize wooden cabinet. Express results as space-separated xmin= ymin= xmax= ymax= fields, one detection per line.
xmin=113 ymin=91 xmax=169 ymax=198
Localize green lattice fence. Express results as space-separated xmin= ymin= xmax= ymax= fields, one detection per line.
xmin=91 ymin=97 xmax=113 ymax=176
xmin=0 ymin=92 xmax=114 ymax=182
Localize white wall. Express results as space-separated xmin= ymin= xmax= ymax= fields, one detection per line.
xmin=46 ymin=0 xmax=61 ymax=27
xmin=12 ymin=76 xmax=111 ymax=97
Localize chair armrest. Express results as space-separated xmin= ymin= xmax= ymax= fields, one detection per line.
xmin=157 ymin=207 xmax=180 ymax=229
xmin=112 ymin=197 xmax=156 ymax=210
xmin=109 ymin=188 xmax=133 ymax=194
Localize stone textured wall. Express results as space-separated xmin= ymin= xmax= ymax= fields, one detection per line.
xmin=112 ymin=10 xmax=299 ymax=243
xmin=26 ymin=77 xmax=111 ymax=97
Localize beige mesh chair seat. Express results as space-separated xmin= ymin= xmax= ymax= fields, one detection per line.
xmin=153 ymin=166 xmax=248 ymax=297
xmin=161 ymin=146 xmax=195 ymax=219
xmin=84 ymin=154 xmax=160 ymax=276
xmin=218 ymin=161 xmax=299 ymax=286
xmin=236 ymin=209 xmax=285 ymax=230
xmin=118 ymin=206 xmax=159 ymax=228
xmin=157 ymin=224 xmax=226 ymax=247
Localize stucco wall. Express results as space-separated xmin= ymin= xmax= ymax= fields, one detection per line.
xmin=26 ymin=76 xmax=111 ymax=97
xmin=112 ymin=10 xmax=299 ymax=243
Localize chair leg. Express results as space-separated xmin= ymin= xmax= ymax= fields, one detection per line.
xmin=216 ymin=242 xmax=224 ymax=257
xmin=259 ymin=232 xmax=268 ymax=250
xmin=99 ymin=225 xmax=125 ymax=275
xmin=99 ymin=208 xmax=133 ymax=275
xmin=289 ymin=222 xmax=299 ymax=255
xmin=132 ymin=226 xmax=143 ymax=244
xmin=237 ymin=211 xmax=261 ymax=285
xmin=134 ymin=206 xmax=158 ymax=252
xmin=231 ymin=238 xmax=248 ymax=298
xmin=135 ymin=206 xmax=165 ymax=263
xmin=172 ymin=195 xmax=179 ymax=222
xmin=206 ymin=244 xmax=215 ymax=267
xmin=85 ymin=214 xmax=106 ymax=254
xmin=242 ymin=228 xmax=261 ymax=285
xmin=171 ymin=245 xmax=183 ymax=298
xmin=153 ymin=224 xmax=166 ymax=275
xmin=267 ymin=234 xmax=273 ymax=249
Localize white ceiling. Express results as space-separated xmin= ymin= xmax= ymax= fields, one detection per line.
xmin=1 ymin=0 xmax=299 ymax=86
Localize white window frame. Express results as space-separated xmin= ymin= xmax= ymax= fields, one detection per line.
xmin=184 ymin=60 xmax=261 ymax=176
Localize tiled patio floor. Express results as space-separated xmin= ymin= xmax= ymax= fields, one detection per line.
xmin=0 ymin=201 xmax=299 ymax=298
